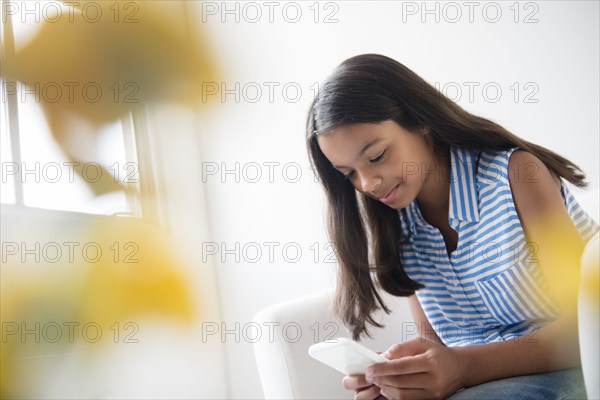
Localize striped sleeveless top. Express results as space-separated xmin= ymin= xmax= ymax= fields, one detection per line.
xmin=399 ymin=147 xmax=599 ymax=347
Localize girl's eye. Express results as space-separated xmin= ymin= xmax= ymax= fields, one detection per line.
xmin=370 ymin=150 xmax=386 ymax=163
xmin=343 ymin=171 xmax=355 ymax=180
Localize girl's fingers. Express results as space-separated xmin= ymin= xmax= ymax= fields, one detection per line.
xmin=343 ymin=375 xmax=372 ymax=391
xmin=379 ymin=386 xmax=426 ymax=400
xmin=354 ymin=384 xmax=381 ymax=400
xmin=367 ymin=354 xmax=429 ymax=378
xmin=371 ymin=372 xmax=430 ymax=389
xmin=384 ymin=338 xmax=432 ymax=359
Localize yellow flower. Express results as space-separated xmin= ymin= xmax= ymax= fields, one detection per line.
xmin=76 ymin=216 xmax=196 ymax=328
xmin=0 ymin=216 xmax=196 ymax=397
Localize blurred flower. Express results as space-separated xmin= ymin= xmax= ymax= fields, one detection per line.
xmin=0 ymin=215 xmax=196 ymax=398
xmin=77 ymin=216 xmax=196 ymax=328
xmin=528 ymin=213 xmax=588 ymax=320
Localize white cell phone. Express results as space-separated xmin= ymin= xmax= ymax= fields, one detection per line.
xmin=308 ymin=337 xmax=387 ymax=375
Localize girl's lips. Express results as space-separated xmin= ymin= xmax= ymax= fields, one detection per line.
xmin=379 ymin=184 xmax=400 ymax=203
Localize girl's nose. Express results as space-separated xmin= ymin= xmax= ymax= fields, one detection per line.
xmin=359 ymin=173 xmax=382 ymax=195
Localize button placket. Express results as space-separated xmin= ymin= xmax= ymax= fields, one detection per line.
xmin=423 ymin=226 xmax=460 ymax=288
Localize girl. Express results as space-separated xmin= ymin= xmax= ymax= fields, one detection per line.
xmin=306 ymin=54 xmax=598 ymax=400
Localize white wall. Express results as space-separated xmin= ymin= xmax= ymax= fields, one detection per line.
xmin=186 ymin=1 xmax=599 ymax=398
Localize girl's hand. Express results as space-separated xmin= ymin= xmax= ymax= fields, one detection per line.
xmin=365 ymin=338 xmax=465 ymax=400
xmin=342 ymin=374 xmax=383 ymax=400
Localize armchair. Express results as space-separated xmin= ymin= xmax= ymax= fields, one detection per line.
xmin=253 ymin=189 xmax=599 ymax=399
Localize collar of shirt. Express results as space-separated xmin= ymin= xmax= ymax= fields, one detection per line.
xmin=403 ymin=147 xmax=481 ymax=236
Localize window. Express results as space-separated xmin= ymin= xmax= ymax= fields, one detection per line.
xmin=1 ymin=0 xmax=145 ymax=217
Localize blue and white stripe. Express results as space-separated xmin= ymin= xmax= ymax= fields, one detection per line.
xmin=399 ymin=147 xmax=599 ymax=347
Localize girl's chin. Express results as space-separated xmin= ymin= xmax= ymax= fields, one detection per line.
xmin=386 ymin=201 xmax=408 ymax=210
xmin=387 ymin=191 xmax=416 ymax=210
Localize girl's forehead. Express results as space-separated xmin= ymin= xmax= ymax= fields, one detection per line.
xmin=317 ymin=123 xmax=382 ymax=153
xmin=318 ymin=121 xmax=407 ymax=145
xmin=325 ymin=124 xmax=378 ymax=139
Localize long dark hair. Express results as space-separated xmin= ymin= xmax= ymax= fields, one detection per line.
xmin=306 ymin=54 xmax=587 ymax=340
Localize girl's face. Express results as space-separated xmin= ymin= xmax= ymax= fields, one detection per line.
xmin=317 ymin=120 xmax=440 ymax=209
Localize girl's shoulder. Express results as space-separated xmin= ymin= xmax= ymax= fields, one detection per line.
xmin=506 ymin=148 xmax=562 ymax=191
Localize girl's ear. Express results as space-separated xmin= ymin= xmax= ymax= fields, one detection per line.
xmin=421 ymin=127 xmax=436 ymax=150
